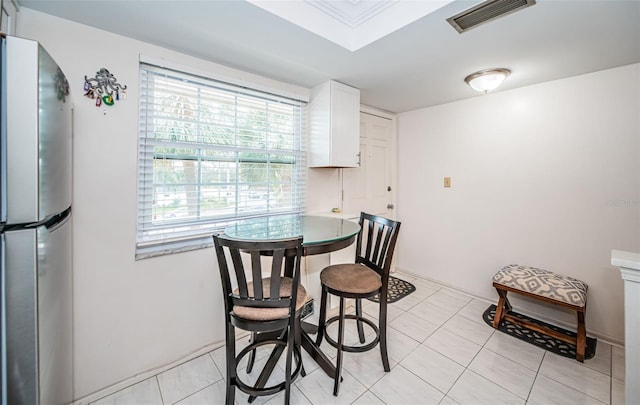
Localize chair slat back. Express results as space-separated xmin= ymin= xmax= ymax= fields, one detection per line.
xmin=355 ymin=212 xmax=401 ymax=277
xmin=213 ymin=235 xmax=304 ymax=315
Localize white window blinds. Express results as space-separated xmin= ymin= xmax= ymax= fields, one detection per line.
xmin=136 ymin=63 xmax=307 ymax=258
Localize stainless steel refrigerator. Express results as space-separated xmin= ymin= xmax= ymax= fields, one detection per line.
xmin=0 ymin=36 xmax=73 ymax=405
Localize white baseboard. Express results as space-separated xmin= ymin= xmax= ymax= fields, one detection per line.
xmin=73 ymin=340 xmax=230 ymax=404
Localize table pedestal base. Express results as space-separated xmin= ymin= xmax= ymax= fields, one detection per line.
xmin=301 ymin=329 xmax=337 ymax=378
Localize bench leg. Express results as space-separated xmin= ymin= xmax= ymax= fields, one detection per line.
xmin=576 ymin=309 xmax=586 ymax=362
xmin=493 ymin=288 xmax=510 ymax=328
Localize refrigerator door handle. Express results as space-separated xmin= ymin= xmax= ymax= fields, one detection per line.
xmin=45 ymin=208 xmax=71 ymax=232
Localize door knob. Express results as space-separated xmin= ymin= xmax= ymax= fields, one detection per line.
xmin=387 ymin=204 xmax=394 ymax=209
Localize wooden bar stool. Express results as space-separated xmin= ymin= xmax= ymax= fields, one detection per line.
xmin=213 ymin=234 xmax=307 ymax=405
xmin=315 ymin=212 xmax=401 ymax=396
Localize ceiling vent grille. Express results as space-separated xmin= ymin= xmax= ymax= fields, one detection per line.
xmin=447 ymin=0 xmax=536 ymax=33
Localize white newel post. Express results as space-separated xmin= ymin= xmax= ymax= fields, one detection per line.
xmin=611 ymin=249 xmax=640 ymax=404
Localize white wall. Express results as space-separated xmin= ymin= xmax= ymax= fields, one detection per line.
xmin=397 ymin=64 xmax=640 ymax=344
xmin=16 ymin=8 xmax=315 ymax=401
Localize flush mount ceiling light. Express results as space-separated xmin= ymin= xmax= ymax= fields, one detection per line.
xmin=464 ymin=68 xmax=511 ymax=93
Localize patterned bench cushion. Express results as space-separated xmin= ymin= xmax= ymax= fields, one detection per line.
xmin=493 ymin=264 xmax=588 ymax=307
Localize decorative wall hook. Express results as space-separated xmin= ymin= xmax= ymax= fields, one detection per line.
xmin=83 ymin=68 xmax=127 ymax=108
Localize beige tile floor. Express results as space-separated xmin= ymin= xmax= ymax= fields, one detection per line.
xmin=91 ymin=272 xmax=625 ymax=405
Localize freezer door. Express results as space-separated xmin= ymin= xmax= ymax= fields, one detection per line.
xmin=4 ymin=214 xmax=73 ymax=405
xmin=4 ymin=228 xmax=38 ymax=405
xmin=1 ymin=233 xmax=7 ymax=404
xmin=4 ymin=36 xmax=72 ymax=224
xmin=37 ymin=215 xmax=73 ymax=405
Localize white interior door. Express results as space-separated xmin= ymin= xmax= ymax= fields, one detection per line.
xmin=342 ymin=111 xmax=395 ymax=218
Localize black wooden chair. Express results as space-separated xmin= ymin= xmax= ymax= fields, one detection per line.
xmin=213 ymin=234 xmax=307 ymax=405
xmin=315 ymin=212 xmax=401 ymax=396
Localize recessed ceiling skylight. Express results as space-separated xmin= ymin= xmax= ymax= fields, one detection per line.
xmin=247 ymin=0 xmax=455 ymax=52
xmin=305 ymin=0 xmax=398 ymax=28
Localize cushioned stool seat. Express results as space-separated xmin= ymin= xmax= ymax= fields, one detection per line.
xmin=320 ymin=264 xmax=382 ymax=295
xmin=492 ymin=264 xmax=588 ymax=362
xmin=233 ymin=277 xmax=308 ymax=321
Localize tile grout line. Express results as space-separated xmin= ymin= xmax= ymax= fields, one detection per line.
xmin=524 ymin=351 xmax=548 ymax=404
xmin=155 ymin=376 xmax=166 ymax=405
xmin=439 ymin=304 xmax=493 ymax=402
xmin=609 ymin=347 xmax=613 ymax=405
xmin=388 ymin=296 xmax=494 ymax=402
xmin=443 ymin=298 xmax=543 ymax=403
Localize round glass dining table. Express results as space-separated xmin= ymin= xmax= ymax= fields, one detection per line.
xmin=223 ymin=214 xmax=361 ymax=256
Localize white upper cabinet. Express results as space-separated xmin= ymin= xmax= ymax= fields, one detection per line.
xmin=308 ymin=80 xmax=360 ymax=167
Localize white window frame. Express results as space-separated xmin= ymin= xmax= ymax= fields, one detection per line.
xmin=136 ymin=62 xmax=307 ymax=259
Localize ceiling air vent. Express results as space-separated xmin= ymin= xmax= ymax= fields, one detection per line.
xmin=447 ymin=0 xmax=536 ymax=33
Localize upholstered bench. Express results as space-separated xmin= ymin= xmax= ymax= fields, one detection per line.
xmin=492 ymin=264 xmax=588 ymax=362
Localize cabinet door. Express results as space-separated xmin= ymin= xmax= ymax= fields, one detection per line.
xmin=308 ymin=80 xmax=360 ymax=168
xmin=329 ymin=82 xmax=360 ymax=167
xmin=343 ymin=112 xmax=394 ymax=217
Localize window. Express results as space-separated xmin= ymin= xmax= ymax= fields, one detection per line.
xmin=136 ymin=63 xmax=307 ymax=258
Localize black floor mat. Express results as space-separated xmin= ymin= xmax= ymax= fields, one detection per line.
xmin=367 ymin=276 xmax=416 ymax=304
xmin=482 ymin=304 xmax=597 ymax=360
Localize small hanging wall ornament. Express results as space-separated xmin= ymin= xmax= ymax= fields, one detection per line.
xmin=83 ymin=68 xmax=127 ymax=108
xmin=55 ymin=67 xmax=70 ymax=103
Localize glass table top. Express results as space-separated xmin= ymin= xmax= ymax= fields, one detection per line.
xmin=224 ymin=214 xmax=360 ymax=245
